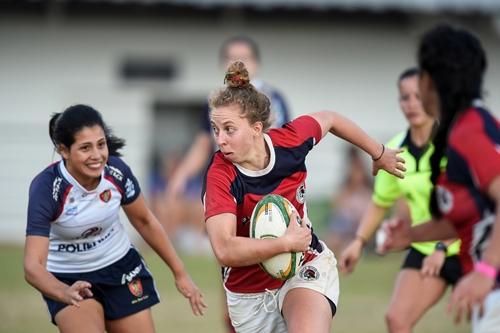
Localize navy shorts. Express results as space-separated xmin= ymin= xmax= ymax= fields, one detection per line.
xmin=401 ymin=247 xmax=462 ymax=285
xmin=43 ymin=247 xmax=160 ymax=324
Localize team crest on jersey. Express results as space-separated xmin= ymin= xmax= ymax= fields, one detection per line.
xmin=128 ymin=279 xmax=143 ymax=297
xmin=436 ymin=185 xmax=453 ymax=214
xmin=299 ymin=265 xmax=319 ymax=281
xmin=296 ymin=183 xmax=306 ymax=204
xmin=99 ymin=189 xmax=112 ymax=203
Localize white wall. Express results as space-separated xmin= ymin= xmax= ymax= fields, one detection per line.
xmin=1 ymin=11 xmax=499 ymax=243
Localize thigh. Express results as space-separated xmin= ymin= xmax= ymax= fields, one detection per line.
xmin=282 ymin=288 xmax=332 ymax=333
xmin=388 ymin=269 xmax=447 ymax=324
xmin=55 ymin=298 xmax=105 ymax=333
xmin=106 ymin=308 xmax=155 ymax=333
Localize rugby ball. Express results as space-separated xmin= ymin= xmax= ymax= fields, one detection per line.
xmin=250 ymin=194 xmax=305 ymax=280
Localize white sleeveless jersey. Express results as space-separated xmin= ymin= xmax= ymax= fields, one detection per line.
xmin=27 ymin=156 xmax=140 ymax=273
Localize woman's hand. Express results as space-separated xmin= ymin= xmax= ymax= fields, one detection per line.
xmin=339 ymin=239 xmax=364 ymax=274
xmin=283 ymin=211 xmax=312 ymax=253
xmin=63 ymin=281 xmax=93 ymax=307
xmin=380 ymin=218 xmax=412 ymax=253
xmin=174 ymin=271 xmax=207 ymax=316
xmin=421 ymin=250 xmax=446 ymax=277
xmin=447 ymin=271 xmax=495 ymax=324
xmin=372 ymin=146 xmax=406 ymax=179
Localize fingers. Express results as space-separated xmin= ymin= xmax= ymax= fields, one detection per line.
xmin=190 ymin=292 xmax=207 ymax=316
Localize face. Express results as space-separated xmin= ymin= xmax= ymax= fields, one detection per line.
xmin=60 ymin=125 xmax=108 ymax=189
xmin=222 ymin=42 xmax=259 ymax=79
xmin=399 ymin=75 xmax=433 ymax=128
xmin=418 ymin=71 xmax=440 ymax=119
xmin=210 ymin=104 xmax=262 ymax=165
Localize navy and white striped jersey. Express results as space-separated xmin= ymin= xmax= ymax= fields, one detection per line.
xmin=27 ymin=156 xmax=140 ymax=273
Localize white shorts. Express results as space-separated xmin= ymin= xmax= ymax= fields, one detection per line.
xmin=225 ymin=241 xmax=339 ymax=333
xmin=472 ymin=289 xmax=500 ymax=333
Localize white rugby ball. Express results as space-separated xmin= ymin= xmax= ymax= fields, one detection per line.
xmin=250 ymin=194 xmax=305 ymax=280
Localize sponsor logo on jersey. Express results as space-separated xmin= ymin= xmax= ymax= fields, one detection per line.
xmin=299 ymin=265 xmax=319 ymax=281
xmin=128 ymin=279 xmax=143 ymax=297
xmin=52 ymin=177 xmax=62 ymax=201
xmin=122 ymin=264 xmax=143 ymax=285
xmin=79 ymin=227 xmax=102 ymax=239
xmin=99 ymin=189 xmax=112 ymax=203
xmin=296 ymin=183 xmax=306 ymax=204
xmin=125 ymin=178 xmax=136 ymax=199
xmin=65 ymin=205 xmax=78 ymax=216
xmin=241 ymin=216 xmax=250 ymax=225
xmin=436 ymin=185 xmax=453 ymax=214
xmin=107 ymin=165 xmax=123 ymax=181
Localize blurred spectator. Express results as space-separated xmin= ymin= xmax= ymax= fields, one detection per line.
xmin=325 ymin=146 xmax=373 ymax=254
xmin=148 ymin=151 xmax=207 ymax=254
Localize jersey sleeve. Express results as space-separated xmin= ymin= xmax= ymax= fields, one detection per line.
xmin=106 ymin=156 xmax=141 ymax=205
xmin=456 ymin=112 xmax=500 ymax=192
xmin=203 ymin=160 xmax=237 ymax=221
xmin=274 ymin=115 xmax=323 ymax=149
xmin=26 ymin=174 xmax=58 ymax=237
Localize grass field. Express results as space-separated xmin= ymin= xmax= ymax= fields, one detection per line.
xmin=0 ymin=244 xmax=470 ymax=333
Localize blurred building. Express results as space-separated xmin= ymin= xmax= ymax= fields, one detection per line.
xmin=1 ymin=0 xmax=499 ymax=243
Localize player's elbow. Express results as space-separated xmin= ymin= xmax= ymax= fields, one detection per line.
xmin=23 ymin=261 xmax=38 ymax=286
xmin=212 ymin=246 xmax=232 ymax=267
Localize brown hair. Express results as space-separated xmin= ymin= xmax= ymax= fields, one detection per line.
xmin=209 ymin=61 xmax=272 ymax=132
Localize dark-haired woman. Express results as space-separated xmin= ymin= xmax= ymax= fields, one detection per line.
xmin=203 ymin=61 xmax=405 ymax=333
xmin=24 ymin=105 xmax=206 ymax=333
xmin=382 ymin=24 xmax=500 ymax=332
xmin=340 ymin=68 xmax=461 ymax=333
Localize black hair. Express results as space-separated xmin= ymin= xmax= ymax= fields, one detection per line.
xmin=49 ymin=104 xmax=125 ymax=157
xmin=398 ymin=67 xmax=419 ymax=84
xmin=418 ymin=24 xmax=487 ymax=216
xmin=219 ymin=35 xmax=261 ymax=63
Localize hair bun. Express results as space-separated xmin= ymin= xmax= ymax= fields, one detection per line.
xmin=224 ymin=61 xmax=250 ymax=88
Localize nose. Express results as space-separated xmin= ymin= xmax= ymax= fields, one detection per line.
xmin=215 ymin=131 xmax=227 ymax=147
xmin=90 ymin=146 xmax=101 ymax=159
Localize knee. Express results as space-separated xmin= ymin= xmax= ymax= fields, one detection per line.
xmin=385 ymin=309 xmax=410 ymax=333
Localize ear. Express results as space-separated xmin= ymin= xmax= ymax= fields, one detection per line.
xmin=58 ymin=144 xmax=70 ymax=160
xmin=251 ymin=121 xmax=263 ymax=136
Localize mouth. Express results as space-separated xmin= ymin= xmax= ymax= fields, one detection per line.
xmin=86 ymin=162 xmax=104 ymax=170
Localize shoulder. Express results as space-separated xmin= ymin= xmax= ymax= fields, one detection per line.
xmin=269 ymin=115 xmax=322 ymax=147
xmin=451 ymin=107 xmax=499 ymax=143
xmin=29 ymin=162 xmax=66 ymax=198
xmin=206 ymin=152 xmax=236 ymax=179
xmin=105 ymin=156 xmax=133 ymax=181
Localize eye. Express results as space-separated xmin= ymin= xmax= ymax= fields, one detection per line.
xmin=80 ymin=145 xmax=90 ymax=152
xmin=98 ymin=141 xmax=107 ymax=149
xmin=212 ymin=126 xmax=219 ymax=135
xmin=226 ymin=126 xmax=235 ymax=134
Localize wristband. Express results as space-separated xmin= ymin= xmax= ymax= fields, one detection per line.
xmin=474 ymin=261 xmax=498 ymax=280
xmin=372 ymin=144 xmax=385 ymax=161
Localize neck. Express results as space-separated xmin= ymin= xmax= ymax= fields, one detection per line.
xmin=410 ymin=121 xmax=434 ymax=147
xmin=239 ymin=135 xmax=269 ymax=171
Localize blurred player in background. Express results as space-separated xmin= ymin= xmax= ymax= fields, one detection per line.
xmin=339 ymin=67 xmax=461 ymax=333
xmin=382 ymin=24 xmax=500 ymax=332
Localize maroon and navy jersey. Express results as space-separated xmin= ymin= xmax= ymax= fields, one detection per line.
xmin=26 ymin=156 xmax=141 ymax=273
xmin=202 ymin=115 xmax=324 ymax=293
xmin=435 ymin=105 xmax=499 ymax=277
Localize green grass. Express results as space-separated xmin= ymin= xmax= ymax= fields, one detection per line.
xmin=1 ymin=243 xmax=470 ymax=332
